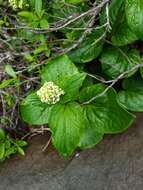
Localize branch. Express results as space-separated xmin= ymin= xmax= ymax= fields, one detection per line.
xmin=0 ymin=0 xmax=110 ymax=33
xmin=83 ymin=63 xmax=143 ymax=105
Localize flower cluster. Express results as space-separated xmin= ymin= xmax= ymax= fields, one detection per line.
xmin=37 ymin=81 xmax=65 ymax=105
xmin=8 ymin=0 xmax=29 ymax=9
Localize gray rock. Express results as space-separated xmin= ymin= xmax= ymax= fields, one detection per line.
xmin=0 ymin=113 xmax=143 ymax=190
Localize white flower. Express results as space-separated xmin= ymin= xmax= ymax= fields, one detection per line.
xmin=37 ymin=81 xmax=65 ymax=105
xmin=8 ymin=0 xmax=29 ymax=9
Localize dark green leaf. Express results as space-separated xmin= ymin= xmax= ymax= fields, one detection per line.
xmin=111 ymin=18 xmax=138 ymax=46
xmin=79 ymin=105 xmax=104 ymax=150
xmin=126 ymin=0 xmax=143 ymax=40
xmin=79 ymin=84 xmax=135 ymax=134
xmin=109 ymin=0 xmax=125 ymax=26
xmin=69 ymin=30 xmax=104 ymax=63
xmin=100 ymin=0 xmax=124 ymax=28
xmin=118 ymin=77 xmax=143 ymax=111
xmin=100 ymin=46 xmax=140 ymax=79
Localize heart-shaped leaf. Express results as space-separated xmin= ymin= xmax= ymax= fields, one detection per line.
xmin=49 ymin=102 xmax=85 ymax=157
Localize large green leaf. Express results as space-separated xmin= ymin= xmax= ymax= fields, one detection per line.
xmin=78 ymin=125 xmax=103 ymax=150
xmin=78 ymin=104 xmax=104 ymax=150
xmin=109 ymin=0 xmax=125 ymax=26
xmin=118 ymin=77 xmax=143 ymax=111
xmin=100 ymin=0 xmax=137 ymax=46
xmin=100 ymin=46 xmax=140 ymax=79
xmin=125 ymin=0 xmax=143 ymax=40
xmin=79 ymin=84 xmax=135 ymax=134
xmin=111 ymin=16 xmax=138 ymax=46
xmin=41 ymin=55 xmax=86 ymax=103
xmin=49 ymin=102 xmax=85 ymax=157
xmin=100 ymin=0 xmax=124 ymax=27
xmin=41 ymin=55 xmax=79 ymax=86
xmin=110 ymin=0 xmax=137 ymax=46
xmin=69 ymin=30 xmax=104 ymax=63
xmin=21 ymin=93 xmax=53 ymax=125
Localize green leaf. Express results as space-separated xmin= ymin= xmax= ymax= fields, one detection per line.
xmin=125 ymin=0 xmax=143 ymax=40
xmin=79 ymin=105 xmax=104 ymax=150
xmin=21 ymin=93 xmax=53 ymax=125
xmin=41 ymin=55 xmax=86 ymax=103
xmin=60 ymin=73 xmax=86 ymax=103
xmin=0 ymin=129 xmax=5 ymax=140
xmin=41 ymin=55 xmax=79 ymax=86
xmin=78 ymin=126 xmax=103 ymax=150
xmin=52 ymin=3 xmax=88 ymax=32
xmin=79 ymin=83 xmax=105 ymax=103
xmin=18 ymin=11 xmax=38 ymax=21
xmin=69 ymin=30 xmax=104 ymax=63
xmin=0 ymin=143 xmax=5 ymax=160
xmin=35 ymin=0 xmax=42 ymax=15
xmin=4 ymin=140 xmax=11 ymax=149
xmin=0 ymin=79 xmax=18 ymax=89
xmin=100 ymin=0 xmax=124 ymax=27
xmin=5 ymin=147 xmax=15 ymax=158
xmin=25 ymin=54 xmax=35 ymax=62
xmin=65 ymin=0 xmax=85 ymax=4
xmin=100 ymin=46 xmax=140 ymax=79
xmin=118 ymin=77 xmax=143 ymax=112
xmin=111 ymin=17 xmax=138 ymax=46
xmin=34 ymin=44 xmax=48 ymax=55
xmin=101 ymin=0 xmax=138 ymax=46
xmin=16 ymin=140 xmax=28 ymax=147
xmin=40 ymin=19 xmax=49 ymax=28
xmin=109 ymin=0 xmax=125 ymax=27
xmin=5 ymin=64 xmax=17 ymax=78
xmin=17 ymin=147 xmax=25 ymax=156
xmin=49 ymin=102 xmax=85 ymax=157
xmin=79 ymin=84 xmax=135 ymax=134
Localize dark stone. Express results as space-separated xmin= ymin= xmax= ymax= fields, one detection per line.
xmin=0 ymin=114 xmax=143 ymax=190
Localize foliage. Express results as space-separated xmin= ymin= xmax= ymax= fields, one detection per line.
xmin=21 ymin=55 xmax=134 ymax=157
xmin=0 ymin=129 xmax=27 ymax=161
xmin=1 ymin=0 xmax=143 ymax=158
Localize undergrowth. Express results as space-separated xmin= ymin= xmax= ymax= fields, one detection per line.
xmin=0 ymin=0 xmax=143 ymax=159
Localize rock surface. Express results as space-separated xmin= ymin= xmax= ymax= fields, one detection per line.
xmin=0 ymin=114 xmax=143 ymax=190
